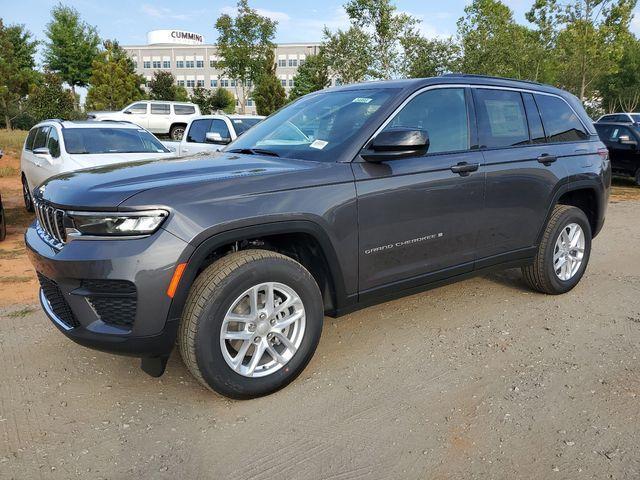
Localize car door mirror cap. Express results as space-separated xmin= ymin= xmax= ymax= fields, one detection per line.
xmin=362 ymin=129 xmax=429 ymax=162
xmin=205 ymin=132 xmax=231 ymax=144
xmin=123 ymin=110 xmax=133 ymax=114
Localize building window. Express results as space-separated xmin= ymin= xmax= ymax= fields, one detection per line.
xmin=288 ymin=59 xmax=298 ymax=67
xmin=280 ymin=79 xmax=287 ymax=87
xmin=186 ymin=79 xmax=195 ymax=88
xmin=209 ymin=60 xmax=216 ymax=68
xmin=152 ymin=60 xmax=161 ymax=69
xmin=289 ymin=79 xmax=294 ymax=87
xmin=246 ymin=79 xmax=252 ymax=87
xmin=278 ymin=59 xmax=286 ymax=67
xmin=196 ymin=79 xmax=204 ymax=87
xmin=176 ymin=60 xmax=184 ymax=68
xmin=163 ymin=60 xmax=170 ymax=68
xmin=196 ymin=60 xmax=204 ymax=68
xmin=246 ymin=99 xmax=254 ymax=107
xmin=177 ymin=80 xmax=185 ymax=86
xmin=186 ymin=60 xmax=195 ymax=68
xmin=230 ymin=79 xmax=236 ymax=87
xmin=211 ymin=79 xmax=218 ymax=87
xmin=221 ymin=79 xmax=229 ymax=87
xmin=299 ymin=59 xmax=305 ymax=66
xmin=143 ymin=61 xmax=151 ymax=69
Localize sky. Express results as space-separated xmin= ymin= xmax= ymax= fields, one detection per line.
xmin=3 ymin=0 xmax=640 ymax=57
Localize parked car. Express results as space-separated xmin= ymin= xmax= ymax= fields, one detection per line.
xmin=26 ymin=75 xmax=610 ymax=399
xmin=594 ymin=122 xmax=640 ymax=185
xmin=87 ymin=101 xmax=201 ymax=140
xmin=20 ymin=120 xmax=175 ymax=211
xmin=0 ymin=193 xmax=5 ymax=242
xmin=595 ymin=112 xmax=640 ymax=124
xmin=164 ymin=114 xmax=265 ymax=156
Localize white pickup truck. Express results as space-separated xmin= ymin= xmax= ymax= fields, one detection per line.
xmin=87 ymin=101 xmax=201 ymax=140
xmin=164 ymin=114 xmax=264 ymax=156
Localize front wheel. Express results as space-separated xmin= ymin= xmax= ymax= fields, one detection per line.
xmin=178 ymin=249 xmax=324 ymax=399
xmin=635 ymin=168 xmax=640 ymax=186
xmin=22 ymin=175 xmax=34 ymax=212
xmin=522 ymin=205 xmax=592 ymax=294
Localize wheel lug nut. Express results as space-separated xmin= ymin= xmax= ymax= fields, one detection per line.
xmin=270 ymin=318 xmax=276 ymax=326
xmin=247 ymin=323 xmax=255 ymax=332
xmin=259 ymin=313 xmax=266 ymax=320
xmin=253 ymin=336 xmax=261 ymax=344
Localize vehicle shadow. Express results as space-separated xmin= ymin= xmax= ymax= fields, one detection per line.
xmin=480 ymin=267 xmax=530 ymax=292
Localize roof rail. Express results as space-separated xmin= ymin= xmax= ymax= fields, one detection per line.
xmin=441 ymin=73 xmax=545 ymax=87
xmin=42 ymin=118 xmax=65 ymax=127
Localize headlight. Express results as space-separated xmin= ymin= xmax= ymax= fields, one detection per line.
xmin=67 ymin=209 xmax=168 ymax=237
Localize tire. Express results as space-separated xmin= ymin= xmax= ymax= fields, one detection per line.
xmin=0 ymin=204 xmax=6 ymax=241
xmin=522 ymin=205 xmax=592 ymax=295
xmin=22 ymin=175 xmax=34 ymax=212
xmin=635 ymin=168 xmax=640 ymax=186
xmin=169 ymin=125 xmax=186 ymax=141
xmin=178 ymin=249 xmax=324 ymax=399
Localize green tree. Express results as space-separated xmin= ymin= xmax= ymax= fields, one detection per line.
xmin=598 ymin=36 xmax=640 ymax=111
xmin=85 ymin=40 xmax=145 ymax=111
xmin=252 ymin=50 xmax=286 ymax=116
xmin=0 ymin=20 xmax=38 ymax=129
xmin=190 ymin=87 xmax=236 ymax=114
xmin=401 ymin=35 xmax=461 ymax=78
xmin=26 ymin=72 xmax=76 ymax=123
xmin=214 ymin=0 xmax=277 ymax=113
xmin=321 ymin=26 xmax=372 ymax=84
xmin=190 ymin=87 xmax=213 ymax=114
xmin=148 ymin=71 xmax=181 ymax=100
xmin=457 ymin=0 xmax=542 ymax=81
xmin=289 ymin=54 xmax=331 ymax=100
xmin=344 ymin=0 xmax=418 ymax=79
xmin=43 ymin=3 xmax=100 ymax=99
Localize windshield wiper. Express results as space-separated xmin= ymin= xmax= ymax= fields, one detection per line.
xmin=228 ymin=148 xmax=280 ymax=157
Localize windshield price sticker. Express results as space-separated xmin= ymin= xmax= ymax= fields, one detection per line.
xmin=352 ymin=97 xmax=373 ymax=104
xmin=309 ymin=139 xmax=329 ymax=150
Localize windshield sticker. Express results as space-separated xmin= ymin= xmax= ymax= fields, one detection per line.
xmin=309 ymin=139 xmax=328 ymax=150
xmin=352 ymin=97 xmax=373 ymax=104
xmin=233 ymin=119 xmax=242 ymax=123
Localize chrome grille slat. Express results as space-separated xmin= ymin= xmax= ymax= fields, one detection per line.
xmin=34 ymin=199 xmax=66 ymax=248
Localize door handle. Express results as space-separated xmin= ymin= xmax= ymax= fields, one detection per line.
xmin=537 ymin=154 xmax=558 ymax=165
xmin=450 ymin=162 xmax=479 ymax=176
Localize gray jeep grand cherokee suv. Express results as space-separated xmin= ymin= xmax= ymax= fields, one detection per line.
xmin=26 ymin=75 xmax=611 ymax=399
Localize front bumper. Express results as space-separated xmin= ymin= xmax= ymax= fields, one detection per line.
xmin=25 ymin=223 xmax=194 ymax=358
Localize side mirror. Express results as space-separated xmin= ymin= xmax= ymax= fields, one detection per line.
xmin=123 ymin=110 xmax=133 ymax=114
xmin=361 ymin=129 xmax=429 ymax=162
xmin=205 ymin=132 xmax=231 ymax=145
xmin=618 ymin=135 xmax=637 ymax=147
xmin=33 ymin=147 xmax=51 ymax=157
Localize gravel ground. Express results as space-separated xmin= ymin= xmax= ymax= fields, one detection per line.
xmin=1 ymin=200 xmax=639 ymax=480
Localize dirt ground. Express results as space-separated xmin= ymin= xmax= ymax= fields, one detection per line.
xmin=1 ymin=149 xmax=640 ymax=479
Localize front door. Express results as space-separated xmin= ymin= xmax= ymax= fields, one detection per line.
xmin=599 ymin=124 xmax=639 ymax=175
xmin=124 ymin=102 xmax=149 ymax=129
xmin=354 ymin=87 xmax=486 ymax=295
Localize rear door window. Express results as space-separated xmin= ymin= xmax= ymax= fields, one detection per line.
xmin=534 ymin=94 xmax=589 ymax=142
xmin=175 ymin=105 xmax=196 ymax=115
xmin=33 ymin=127 xmax=50 ymax=150
xmin=151 ymin=103 xmax=170 ymax=114
xmin=474 ymin=89 xmax=529 ymax=148
xmin=25 ymin=128 xmax=38 ymax=151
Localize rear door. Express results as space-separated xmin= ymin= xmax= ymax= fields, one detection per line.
xmin=354 ymin=86 xmax=486 ymax=294
xmin=148 ymin=103 xmax=171 ymax=133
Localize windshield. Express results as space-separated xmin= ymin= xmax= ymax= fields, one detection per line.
xmin=62 ymin=128 xmax=170 ymax=154
xmin=227 ymin=88 xmax=397 ymax=161
xmin=231 ymin=118 xmax=262 ymax=136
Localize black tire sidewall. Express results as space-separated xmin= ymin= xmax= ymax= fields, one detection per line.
xmin=635 ymin=168 xmax=640 ymax=186
xmin=543 ymin=208 xmax=592 ymax=293
xmin=22 ymin=176 xmax=34 ymax=212
xmin=194 ymin=257 xmax=323 ymax=399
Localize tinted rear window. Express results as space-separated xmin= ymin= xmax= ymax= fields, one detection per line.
xmin=535 ymin=95 xmax=588 ymax=142
xmin=175 ymin=105 xmax=196 ymax=115
xmin=231 ymin=118 xmax=262 ymax=135
xmin=475 ymin=89 xmax=529 ymax=148
xmin=62 ymin=128 xmax=169 ymax=154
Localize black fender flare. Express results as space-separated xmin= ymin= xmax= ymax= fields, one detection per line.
xmin=166 ymin=220 xmax=350 ymax=323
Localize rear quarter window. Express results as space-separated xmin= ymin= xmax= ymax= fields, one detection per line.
xmin=175 ymin=105 xmax=196 ymax=115
xmin=535 ymin=94 xmax=588 ymax=142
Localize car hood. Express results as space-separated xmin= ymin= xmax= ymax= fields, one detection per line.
xmin=68 ymin=152 xmax=175 ymax=169
xmin=37 ymin=151 xmax=336 ymax=209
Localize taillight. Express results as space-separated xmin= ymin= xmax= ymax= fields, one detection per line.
xmin=597 ymin=147 xmax=609 ymax=160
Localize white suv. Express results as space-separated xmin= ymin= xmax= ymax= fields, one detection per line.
xmin=20 ymin=120 xmax=175 ymax=211
xmin=87 ymin=101 xmax=201 ymax=140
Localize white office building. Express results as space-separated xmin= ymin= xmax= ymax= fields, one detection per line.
xmin=123 ymin=30 xmax=324 ymax=114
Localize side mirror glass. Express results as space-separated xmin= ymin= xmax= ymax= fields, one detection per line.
xmin=205 ymin=132 xmax=231 ymax=145
xmin=618 ymin=135 xmax=637 ymax=147
xmin=362 ymin=129 xmax=429 ymax=162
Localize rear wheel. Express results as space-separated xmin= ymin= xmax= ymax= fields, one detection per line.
xmin=0 ymin=198 xmax=6 ymax=241
xmin=22 ymin=175 xmax=34 ymax=212
xmin=178 ymin=249 xmax=324 ymax=399
xmin=169 ymin=124 xmax=186 ymax=141
xmin=635 ymin=168 xmax=640 ymax=186
xmin=522 ymin=205 xmax=592 ymax=294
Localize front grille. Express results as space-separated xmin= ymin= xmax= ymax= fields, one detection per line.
xmin=33 ymin=199 xmax=67 ymax=247
xmin=82 ymin=279 xmax=137 ymax=328
xmin=37 ymin=273 xmax=79 ymax=329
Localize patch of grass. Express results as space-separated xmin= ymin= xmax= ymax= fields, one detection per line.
xmin=7 ymin=306 xmax=36 ymax=318
xmin=0 ymin=129 xmax=28 ymax=154
xmin=0 ymin=247 xmax=26 ymax=260
xmin=0 ymin=166 xmax=19 ymax=177
xmin=0 ymin=275 xmax=32 ymax=283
